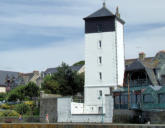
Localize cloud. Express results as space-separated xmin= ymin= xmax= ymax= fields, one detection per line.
xmin=0 ymin=39 xmax=84 ymax=73
xmin=0 ymin=0 xmax=165 ymax=72
xmin=125 ymin=26 xmax=165 ymax=58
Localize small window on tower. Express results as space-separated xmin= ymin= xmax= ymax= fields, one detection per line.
xmin=99 ymin=72 xmax=102 ymax=80
xmin=98 ymin=40 xmax=102 ymax=48
xmin=99 ymin=56 xmax=102 ymax=64
xmin=97 ymin=24 xmax=103 ymax=32
xmin=99 ymin=90 xmax=102 ymax=96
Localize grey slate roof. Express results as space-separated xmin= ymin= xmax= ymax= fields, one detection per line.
xmin=45 ymin=68 xmax=57 ymax=74
xmin=145 ymin=68 xmax=158 ymax=86
xmin=126 ymin=60 xmax=145 ymax=71
xmin=71 ymin=65 xmax=83 ymax=72
xmin=0 ymin=70 xmax=19 ymax=85
xmin=126 ymin=60 xmax=159 ymax=86
xmin=85 ymin=6 xmax=114 ymax=19
xmin=44 ymin=65 xmax=83 ymax=75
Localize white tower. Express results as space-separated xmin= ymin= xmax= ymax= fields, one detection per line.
xmin=84 ymin=3 xmax=125 ymax=109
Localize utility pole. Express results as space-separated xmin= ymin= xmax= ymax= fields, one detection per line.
xmin=128 ymin=74 xmax=130 ymax=109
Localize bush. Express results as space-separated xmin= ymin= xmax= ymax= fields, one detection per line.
xmin=0 ymin=93 xmax=6 ymax=101
xmin=0 ymin=104 xmax=10 ymax=109
xmin=32 ymin=106 xmax=40 ymax=116
xmin=24 ymin=101 xmax=34 ymax=106
xmin=0 ymin=110 xmax=19 ymax=117
xmin=14 ymin=103 xmax=31 ymax=115
xmin=7 ymin=86 xmax=25 ymax=101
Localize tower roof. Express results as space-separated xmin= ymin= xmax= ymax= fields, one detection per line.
xmin=85 ymin=6 xmax=114 ymax=19
xmin=84 ymin=5 xmax=125 ymax=24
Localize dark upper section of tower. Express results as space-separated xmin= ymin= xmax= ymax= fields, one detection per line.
xmin=84 ymin=4 xmax=125 ymax=34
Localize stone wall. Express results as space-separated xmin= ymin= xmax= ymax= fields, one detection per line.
xmin=40 ymin=92 xmax=61 ymax=123
xmin=113 ymin=109 xmax=165 ymax=124
xmin=57 ymin=95 xmax=113 ymax=123
xmin=142 ymin=111 xmax=165 ymax=124
xmin=113 ymin=109 xmax=138 ymax=123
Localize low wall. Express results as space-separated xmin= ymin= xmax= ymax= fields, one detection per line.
xmin=142 ymin=111 xmax=165 ymax=124
xmin=40 ymin=93 xmax=61 ymax=123
xmin=57 ymin=96 xmax=114 ymax=123
xmin=113 ymin=109 xmax=165 ymax=124
xmin=0 ymin=124 xmax=165 ymax=128
xmin=113 ymin=109 xmax=138 ymax=123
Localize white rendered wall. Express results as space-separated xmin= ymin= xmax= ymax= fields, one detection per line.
xmin=58 ymin=96 xmax=113 ymax=123
xmin=85 ymin=32 xmax=117 ymax=87
xmin=84 ymin=86 xmax=110 ymax=108
xmin=116 ymin=20 xmax=125 ymax=86
xmin=85 ymin=32 xmax=117 ymax=107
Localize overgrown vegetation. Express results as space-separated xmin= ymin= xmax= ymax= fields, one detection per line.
xmin=0 ymin=82 xmax=40 ymax=117
xmin=6 ymin=82 xmax=39 ymax=101
xmin=42 ymin=62 xmax=84 ymax=96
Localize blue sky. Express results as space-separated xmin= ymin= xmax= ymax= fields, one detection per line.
xmin=0 ymin=0 xmax=165 ymax=72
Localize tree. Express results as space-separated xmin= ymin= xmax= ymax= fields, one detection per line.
xmin=41 ymin=75 xmax=59 ymax=94
xmin=0 ymin=93 xmax=7 ymax=101
xmin=7 ymin=82 xmax=39 ymax=101
xmin=42 ymin=62 xmax=84 ymax=96
xmin=24 ymin=82 xmax=40 ymax=100
xmin=7 ymin=86 xmax=25 ymax=101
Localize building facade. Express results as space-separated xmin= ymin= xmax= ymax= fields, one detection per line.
xmin=113 ymin=51 xmax=165 ymax=110
xmin=84 ymin=3 xmax=125 ymax=111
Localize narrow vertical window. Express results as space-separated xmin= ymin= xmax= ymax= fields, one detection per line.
xmin=99 ymin=40 xmax=102 ymax=48
xmin=99 ymin=90 xmax=102 ymax=96
xmin=99 ymin=56 xmax=102 ymax=64
xmin=99 ymin=72 xmax=102 ymax=80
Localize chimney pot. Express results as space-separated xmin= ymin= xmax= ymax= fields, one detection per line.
xmin=139 ymin=52 xmax=146 ymax=61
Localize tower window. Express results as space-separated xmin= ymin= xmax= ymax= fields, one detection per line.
xmin=98 ymin=40 xmax=102 ymax=48
xmin=99 ymin=72 xmax=102 ymax=80
xmin=99 ymin=56 xmax=102 ymax=64
xmin=97 ymin=24 xmax=103 ymax=32
xmin=99 ymin=90 xmax=102 ymax=96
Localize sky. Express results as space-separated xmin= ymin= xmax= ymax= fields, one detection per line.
xmin=0 ymin=0 xmax=165 ymax=73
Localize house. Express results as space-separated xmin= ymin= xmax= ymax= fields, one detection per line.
xmin=114 ymin=51 xmax=165 ymax=109
xmin=0 ymin=70 xmax=41 ymax=91
xmin=113 ymin=51 xmax=165 ymax=123
xmin=18 ymin=71 xmax=40 ymax=85
xmin=0 ymin=70 xmax=20 ymax=91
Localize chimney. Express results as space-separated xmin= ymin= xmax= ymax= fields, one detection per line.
xmin=33 ymin=71 xmax=39 ymax=75
xmin=139 ymin=52 xmax=146 ymax=61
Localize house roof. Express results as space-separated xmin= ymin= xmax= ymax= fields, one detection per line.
xmin=125 ymin=60 xmax=159 ymax=86
xmin=126 ymin=60 xmax=145 ymax=71
xmin=145 ymin=68 xmax=158 ymax=86
xmin=44 ymin=65 xmax=83 ymax=75
xmin=0 ymin=70 xmax=19 ymax=86
xmin=45 ymin=68 xmax=58 ymax=74
xmin=125 ymin=57 xmax=153 ymax=67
